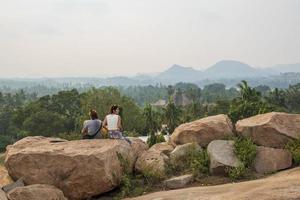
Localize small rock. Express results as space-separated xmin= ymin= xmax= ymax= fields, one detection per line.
xmin=2 ymin=178 xmax=24 ymax=193
xmin=207 ymin=140 xmax=241 ymax=175
xmin=254 ymin=146 xmax=292 ymax=174
xmin=164 ymin=174 xmax=194 ymax=189
xmin=7 ymin=184 xmax=67 ymax=200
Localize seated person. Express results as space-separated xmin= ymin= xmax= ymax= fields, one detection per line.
xmin=81 ymin=109 xmax=102 ymax=139
xmin=102 ymin=105 xmax=131 ymax=144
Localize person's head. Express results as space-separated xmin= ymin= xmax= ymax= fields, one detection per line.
xmin=89 ymin=109 xmax=98 ymax=120
xmin=110 ymin=105 xmax=120 ymax=115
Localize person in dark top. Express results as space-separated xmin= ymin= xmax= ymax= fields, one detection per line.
xmin=81 ymin=109 xmax=102 ymax=139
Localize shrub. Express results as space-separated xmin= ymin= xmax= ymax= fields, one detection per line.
xmin=167 ymin=144 xmax=210 ymax=177
xmin=285 ymin=137 xmax=300 ymax=165
xmin=141 ymin=165 xmax=164 ymax=186
xmin=233 ymin=136 xmax=257 ymax=167
xmin=188 ymin=148 xmax=210 ymax=177
xmin=229 ymin=136 xmax=257 ymax=180
xmin=227 ymin=164 xmax=247 ymax=180
xmin=115 ymin=152 xmax=133 ymax=199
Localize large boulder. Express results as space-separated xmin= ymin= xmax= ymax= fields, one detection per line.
xmin=135 ymin=143 xmax=174 ymax=177
xmin=207 ymin=140 xmax=241 ymax=175
xmin=170 ymin=115 xmax=234 ymax=147
xmin=170 ymin=143 xmax=202 ymax=167
xmin=5 ymin=136 xmax=136 ymax=200
xmin=7 ymin=184 xmax=67 ymax=200
xmin=254 ymin=146 xmax=292 ymax=174
xmin=236 ymin=112 xmax=300 ymax=148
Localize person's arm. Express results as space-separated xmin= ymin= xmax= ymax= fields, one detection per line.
xmin=102 ymin=116 xmax=108 ymax=130
xmin=117 ymin=116 xmax=122 ymax=131
xmin=81 ymin=121 xmax=88 ymax=135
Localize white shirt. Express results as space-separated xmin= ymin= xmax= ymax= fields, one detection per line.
xmin=106 ymin=114 xmax=119 ymax=131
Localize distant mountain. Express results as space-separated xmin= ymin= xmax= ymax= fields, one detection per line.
xmin=203 ymin=60 xmax=276 ymax=78
xmin=156 ymin=64 xmax=202 ymax=83
xmin=270 ymin=63 xmax=300 ymax=73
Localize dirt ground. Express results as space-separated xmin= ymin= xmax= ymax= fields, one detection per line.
xmin=128 ymin=167 xmax=300 ymax=200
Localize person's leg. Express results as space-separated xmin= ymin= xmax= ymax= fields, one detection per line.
xmin=116 ymin=131 xmax=131 ymax=144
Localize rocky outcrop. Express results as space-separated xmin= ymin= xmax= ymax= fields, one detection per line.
xmin=135 ymin=143 xmax=174 ymax=177
xmin=129 ymin=167 xmax=300 ymax=200
xmin=236 ymin=112 xmax=300 ymax=148
xmin=163 ymin=174 xmax=194 ymax=189
xmin=169 ymin=143 xmax=202 ymax=167
xmin=128 ymin=137 xmax=149 ymax=158
xmin=7 ymin=184 xmax=67 ymax=200
xmin=170 ymin=115 xmax=234 ymax=147
xmin=254 ymin=146 xmax=292 ymax=174
xmin=0 ymin=166 xmax=13 ymax=188
xmin=207 ymin=140 xmax=241 ymax=175
xmin=5 ymin=136 xmax=136 ymax=200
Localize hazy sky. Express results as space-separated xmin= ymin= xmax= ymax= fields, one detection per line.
xmin=0 ymin=0 xmax=299 ymax=77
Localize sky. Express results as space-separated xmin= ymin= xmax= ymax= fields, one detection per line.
xmin=0 ymin=0 xmax=299 ymax=77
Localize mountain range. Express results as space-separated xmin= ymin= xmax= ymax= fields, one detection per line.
xmin=1 ymin=60 xmax=300 ymax=89
xmin=145 ymin=60 xmax=299 ymax=84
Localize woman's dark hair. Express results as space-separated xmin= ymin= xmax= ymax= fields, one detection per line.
xmin=89 ymin=109 xmax=98 ymax=120
xmin=110 ymin=105 xmax=119 ymax=114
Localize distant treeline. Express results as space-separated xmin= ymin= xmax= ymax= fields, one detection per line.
xmin=0 ymin=81 xmax=300 ymax=151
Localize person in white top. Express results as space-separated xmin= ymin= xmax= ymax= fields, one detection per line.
xmin=103 ymin=105 xmax=131 ymax=144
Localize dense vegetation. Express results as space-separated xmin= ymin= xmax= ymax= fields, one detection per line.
xmin=1 ymin=81 xmax=300 ymax=151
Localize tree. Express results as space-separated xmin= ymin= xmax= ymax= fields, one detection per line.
xmin=80 ymin=87 xmax=145 ymax=133
xmin=143 ymin=104 xmax=161 ymax=146
xmin=163 ymin=100 xmax=182 ymax=134
xmin=229 ymin=81 xmax=273 ymax=123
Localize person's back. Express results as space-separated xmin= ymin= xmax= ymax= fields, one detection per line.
xmin=106 ymin=114 xmax=119 ymax=131
xmin=82 ymin=109 xmax=102 ymax=139
xmin=83 ymin=119 xmax=102 ymax=136
xmin=103 ymin=105 xmax=131 ymax=144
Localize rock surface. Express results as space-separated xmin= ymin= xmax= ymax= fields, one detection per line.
xmin=207 ymin=140 xmax=241 ymax=175
xmin=170 ymin=143 xmax=202 ymax=167
xmin=164 ymin=174 xmax=194 ymax=189
xmin=254 ymin=146 xmax=292 ymax=174
xmin=0 ymin=189 xmax=7 ymax=200
xmin=129 ymin=167 xmax=300 ymax=200
xmin=128 ymin=137 xmax=149 ymax=158
xmin=236 ymin=112 xmax=300 ymax=148
xmin=7 ymin=184 xmax=67 ymax=200
xmin=0 ymin=166 xmax=13 ymax=188
xmin=135 ymin=143 xmax=174 ymax=176
xmin=5 ymin=136 xmax=136 ymax=200
xmin=2 ymin=178 xmax=24 ymax=193
xmin=170 ymin=114 xmax=234 ymax=147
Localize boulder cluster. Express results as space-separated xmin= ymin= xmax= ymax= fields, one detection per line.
xmin=1 ymin=112 xmax=299 ymax=199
